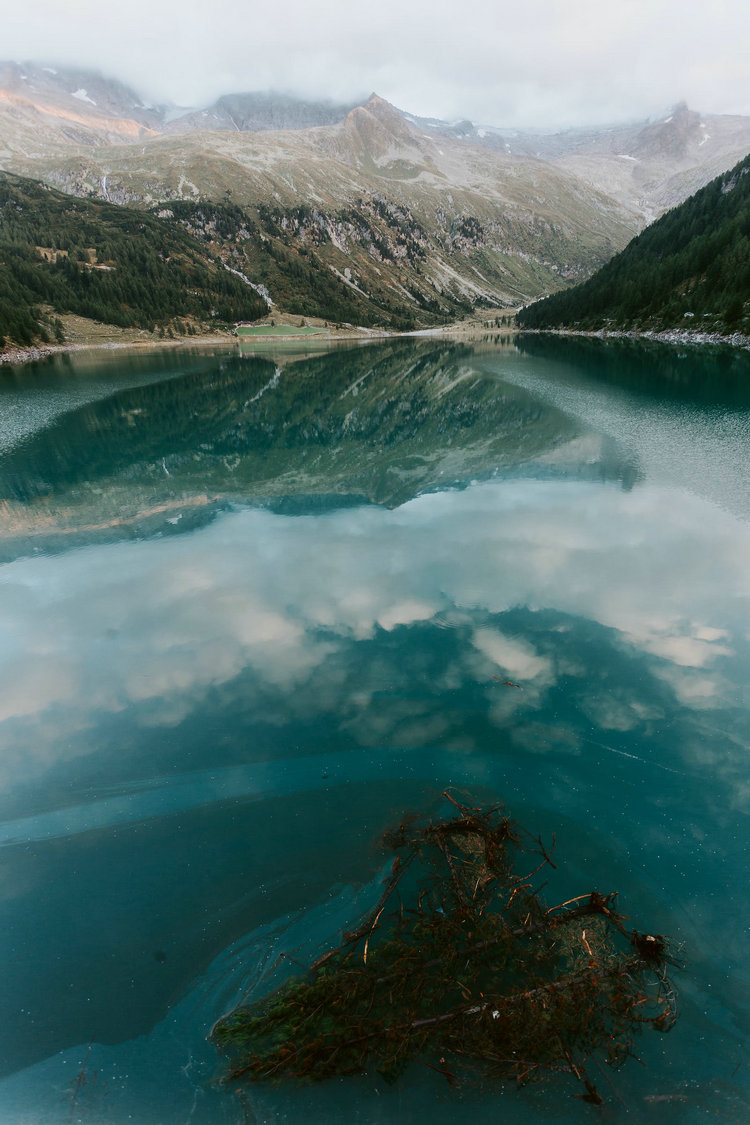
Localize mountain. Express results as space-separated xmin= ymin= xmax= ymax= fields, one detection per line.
xmin=542 ymin=102 xmax=750 ymax=221
xmin=166 ymin=92 xmax=358 ymax=134
xmin=515 ymin=153 xmax=750 ymax=335
xmin=0 ymin=171 xmax=266 ymax=347
xmin=0 ymin=61 xmax=163 ymax=151
xmin=416 ymin=103 xmax=750 ymax=222
xmin=3 ymin=63 xmax=749 ymax=223
xmin=2 ymin=63 xmax=750 ymax=333
xmin=0 ymin=75 xmax=642 ymax=328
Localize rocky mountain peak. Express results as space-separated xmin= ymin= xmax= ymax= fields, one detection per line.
xmin=0 ymin=59 xmax=163 ymax=144
xmin=345 ymin=94 xmax=419 ymax=144
xmin=361 ymin=94 xmax=411 ymax=127
xmin=166 ymin=90 xmax=358 ymax=134
xmin=0 ymin=60 xmax=161 ymax=122
xmin=632 ymin=102 xmax=703 ymax=161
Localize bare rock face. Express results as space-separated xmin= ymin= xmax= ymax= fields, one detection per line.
xmin=0 ymin=61 xmax=163 ymax=146
xmin=166 ymin=91 xmax=357 ymax=134
xmin=630 ymin=101 xmax=702 ymax=160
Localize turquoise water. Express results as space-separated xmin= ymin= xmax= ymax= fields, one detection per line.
xmin=0 ymin=336 xmax=749 ymax=1123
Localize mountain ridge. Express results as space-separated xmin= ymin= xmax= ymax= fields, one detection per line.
xmin=1 ymin=79 xmax=641 ymax=325
xmin=2 ymin=61 xmax=750 ymax=335
xmin=4 ymin=62 xmax=750 ymax=219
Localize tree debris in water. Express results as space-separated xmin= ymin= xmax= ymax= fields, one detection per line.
xmin=213 ymin=791 xmax=681 ymax=1103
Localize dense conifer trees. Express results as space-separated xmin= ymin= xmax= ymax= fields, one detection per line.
xmin=0 ymin=173 xmax=266 ymax=347
xmin=516 ymin=154 xmax=750 ymax=335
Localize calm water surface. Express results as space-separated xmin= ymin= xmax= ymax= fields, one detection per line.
xmin=1 ymin=336 xmax=749 ymax=1124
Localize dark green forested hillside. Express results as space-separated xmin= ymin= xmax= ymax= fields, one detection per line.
xmin=166 ymin=199 xmax=469 ymax=332
xmin=516 ymin=153 xmax=750 ymax=335
xmin=0 ymin=172 xmax=266 ymax=347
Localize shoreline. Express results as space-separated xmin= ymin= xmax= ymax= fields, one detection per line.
xmin=4 ymin=320 xmax=748 ymax=370
xmin=516 ymin=325 xmax=750 ymax=351
xmin=0 ymin=325 xmax=401 ymax=369
xmin=0 ymin=334 xmax=243 ymax=368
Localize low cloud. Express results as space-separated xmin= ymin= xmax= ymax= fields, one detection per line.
xmin=2 ymin=1 xmax=749 ymax=127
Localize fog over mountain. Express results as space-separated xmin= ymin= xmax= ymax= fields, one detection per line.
xmin=3 ymin=61 xmax=749 ymax=223
xmin=2 ymin=56 xmax=750 ymax=341
xmin=2 ymin=0 xmax=749 ymax=130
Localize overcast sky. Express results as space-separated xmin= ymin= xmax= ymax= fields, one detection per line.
xmin=2 ymin=0 xmax=748 ymax=128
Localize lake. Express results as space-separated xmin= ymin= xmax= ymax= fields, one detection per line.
xmin=1 ymin=335 xmax=749 ymax=1124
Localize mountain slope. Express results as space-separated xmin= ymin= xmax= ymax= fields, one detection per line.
xmin=437 ymin=102 xmax=750 ymax=220
xmin=515 ymin=153 xmax=750 ymax=334
xmin=0 ymin=61 xmax=162 ymax=154
xmin=166 ymin=92 xmax=357 ymax=134
xmin=2 ymin=93 xmax=641 ymax=325
xmin=552 ymin=103 xmax=750 ymax=220
xmin=3 ymin=62 xmax=750 ymax=222
xmin=0 ymin=171 xmax=266 ymax=347
xmin=4 ymin=63 xmax=750 ymax=329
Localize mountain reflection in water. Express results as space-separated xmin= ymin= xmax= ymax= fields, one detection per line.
xmin=0 ymin=339 xmax=638 ymax=557
xmin=0 ymin=338 xmax=748 ymax=1125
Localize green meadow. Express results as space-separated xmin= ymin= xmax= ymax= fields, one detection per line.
xmin=236 ymin=324 xmax=326 ymax=337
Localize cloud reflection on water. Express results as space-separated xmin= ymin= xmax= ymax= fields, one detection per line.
xmin=0 ymin=476 xmax=747 ymax=808
xmin=2 ymin=344 xmax=750 ymax=1112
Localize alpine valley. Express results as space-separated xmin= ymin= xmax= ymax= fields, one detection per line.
xmin=2 ymin=60 xmax=750 ymax=343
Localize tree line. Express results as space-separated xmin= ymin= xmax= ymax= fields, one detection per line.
xmin=0 ymin=173 xmax=266 ymax=348
xmin=516 ymin=153 xmax=750 ymax=335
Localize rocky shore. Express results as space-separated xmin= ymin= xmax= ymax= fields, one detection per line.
xmin=0 ymin=335 xmax=237 ymax=368
xmin=518 ymin=326 xmax=750 ymax=350
xmin=3 ymin=321 xmax=749 ymax=370
xmin=0 ymin=344 xmax=58 ymax=366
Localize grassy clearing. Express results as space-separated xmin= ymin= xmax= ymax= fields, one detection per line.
xmin=236 ymin=324 xmax=327 ymax=337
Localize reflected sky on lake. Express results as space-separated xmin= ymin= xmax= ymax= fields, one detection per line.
xmin=1 ymin=339 xmax=750 ymax=1122
xmin=1 ymin=478 xmax=748 ymax=798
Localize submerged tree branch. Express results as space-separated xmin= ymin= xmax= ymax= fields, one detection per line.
xmin=213 ymin=793 xmax=680 ymax=1105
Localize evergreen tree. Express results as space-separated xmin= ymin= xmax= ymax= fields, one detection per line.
xmin=517 ymin=154 xmax=750 ymax=336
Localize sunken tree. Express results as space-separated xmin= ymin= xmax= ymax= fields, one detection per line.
xmin=213 ymin=792 xmax=680 ymax=1105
